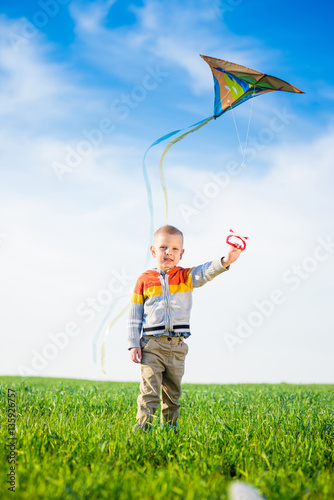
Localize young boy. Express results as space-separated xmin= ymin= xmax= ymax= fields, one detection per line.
xmin=128 ymin=224 xmax=243 ymax=430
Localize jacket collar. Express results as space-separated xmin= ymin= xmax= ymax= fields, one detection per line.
xmin=152 ymin=266 xmax=177 ymax=275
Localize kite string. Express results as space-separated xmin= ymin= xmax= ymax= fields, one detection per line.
xmin=242 ymin=90 xmax=255 ymax=166
xmin=231 ymin=107 xmax=244 ymax=159
xmin=231 ymin=88 xmax=255 ymax=167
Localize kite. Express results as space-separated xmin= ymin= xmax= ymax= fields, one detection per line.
xmin=143 ymin=54 xmax=304 ymax=227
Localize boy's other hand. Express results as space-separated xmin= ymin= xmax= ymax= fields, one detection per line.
xmin=130 ymin=347 xmax=142 ymax=364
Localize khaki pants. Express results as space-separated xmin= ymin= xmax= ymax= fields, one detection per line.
xmin=136 ymin=335 xmax=189 ymax=426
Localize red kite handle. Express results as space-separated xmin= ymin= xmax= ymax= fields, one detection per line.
xmin=226 ymin=229 xmax=248 ymax=251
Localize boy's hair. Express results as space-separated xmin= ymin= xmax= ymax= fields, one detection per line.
xmin=153 ymin=225 xmax=184 ymax=246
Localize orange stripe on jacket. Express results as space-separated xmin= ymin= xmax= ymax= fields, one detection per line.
xmin=131 ymin=267 xmax=195 ymax=304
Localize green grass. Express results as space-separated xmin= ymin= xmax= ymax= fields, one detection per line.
xmin=0 ymin=377 xmax=333 ymax=499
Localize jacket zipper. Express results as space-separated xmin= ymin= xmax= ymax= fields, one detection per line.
xmin=160 ymin=271 xmax=172 ymax=331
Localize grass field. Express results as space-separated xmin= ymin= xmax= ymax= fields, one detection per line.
xmin=0 ymin=377 xmax=333 ymax=500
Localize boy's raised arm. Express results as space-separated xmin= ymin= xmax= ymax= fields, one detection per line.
xmin=191 ymin=244 xmax=243 ymax=288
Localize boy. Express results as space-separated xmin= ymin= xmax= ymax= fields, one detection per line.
xmin=128 ymin=225 xmax=242 ymax=430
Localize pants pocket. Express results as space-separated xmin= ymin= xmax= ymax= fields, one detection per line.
xmin=140 ymin=336 xmax=153 ymax=351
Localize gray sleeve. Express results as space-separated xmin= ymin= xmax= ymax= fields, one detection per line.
xmin=127 ymin=301 xmax=144 ymax=349
xmin=190 ymin=258 xmax=229 ymax=288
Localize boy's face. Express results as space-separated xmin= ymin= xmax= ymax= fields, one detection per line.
xmin=150 ymin=233 xmax=184 ymax=271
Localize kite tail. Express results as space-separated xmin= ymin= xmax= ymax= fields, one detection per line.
xmin=143 ymin=115 xmax=214 ymax=227
xmin=142 ymin=127 xmax=183 ymax=244
xmin=158 ymin=115 xmax=214 ymax=222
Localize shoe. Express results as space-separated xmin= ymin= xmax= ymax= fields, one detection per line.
xmin=160 ymin=421 xmax=178 ymax=434
xmin=171 ymin=422 xmax=178 ymax=435
xmin=133 ymin=423 xmax=152 ymax=432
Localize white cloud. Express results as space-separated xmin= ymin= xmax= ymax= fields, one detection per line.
xmin=0 ymin=18 xmax=70 ymax=115
xmin=71 ymin=0 xmax=117 ymax=34
xmin=68 ymin=0 xmax=276 ymax=96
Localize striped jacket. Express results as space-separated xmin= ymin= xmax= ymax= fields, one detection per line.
xmin=127 ymin=258 xmax=228 ymax=348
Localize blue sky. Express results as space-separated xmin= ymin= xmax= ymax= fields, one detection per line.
xmin=1 ymin=0 xmax=334 ymax=384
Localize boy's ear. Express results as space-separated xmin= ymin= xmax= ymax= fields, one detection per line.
xmin=180 ymin=249 xmax=185 ymax=260
xmin=150 ymin=245 xmax=156 ymax=257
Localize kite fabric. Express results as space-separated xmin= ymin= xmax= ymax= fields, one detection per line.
xmin=98 ymin=55 xmax=303 ymax=374
xmin=200 ymin=54 xmax=304 ymax=118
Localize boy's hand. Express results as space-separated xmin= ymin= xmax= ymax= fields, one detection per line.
xmin=130 ymin=347 xmax=142 ymax=364
xmin=222 ymin=244 xmax=243 ymax=268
